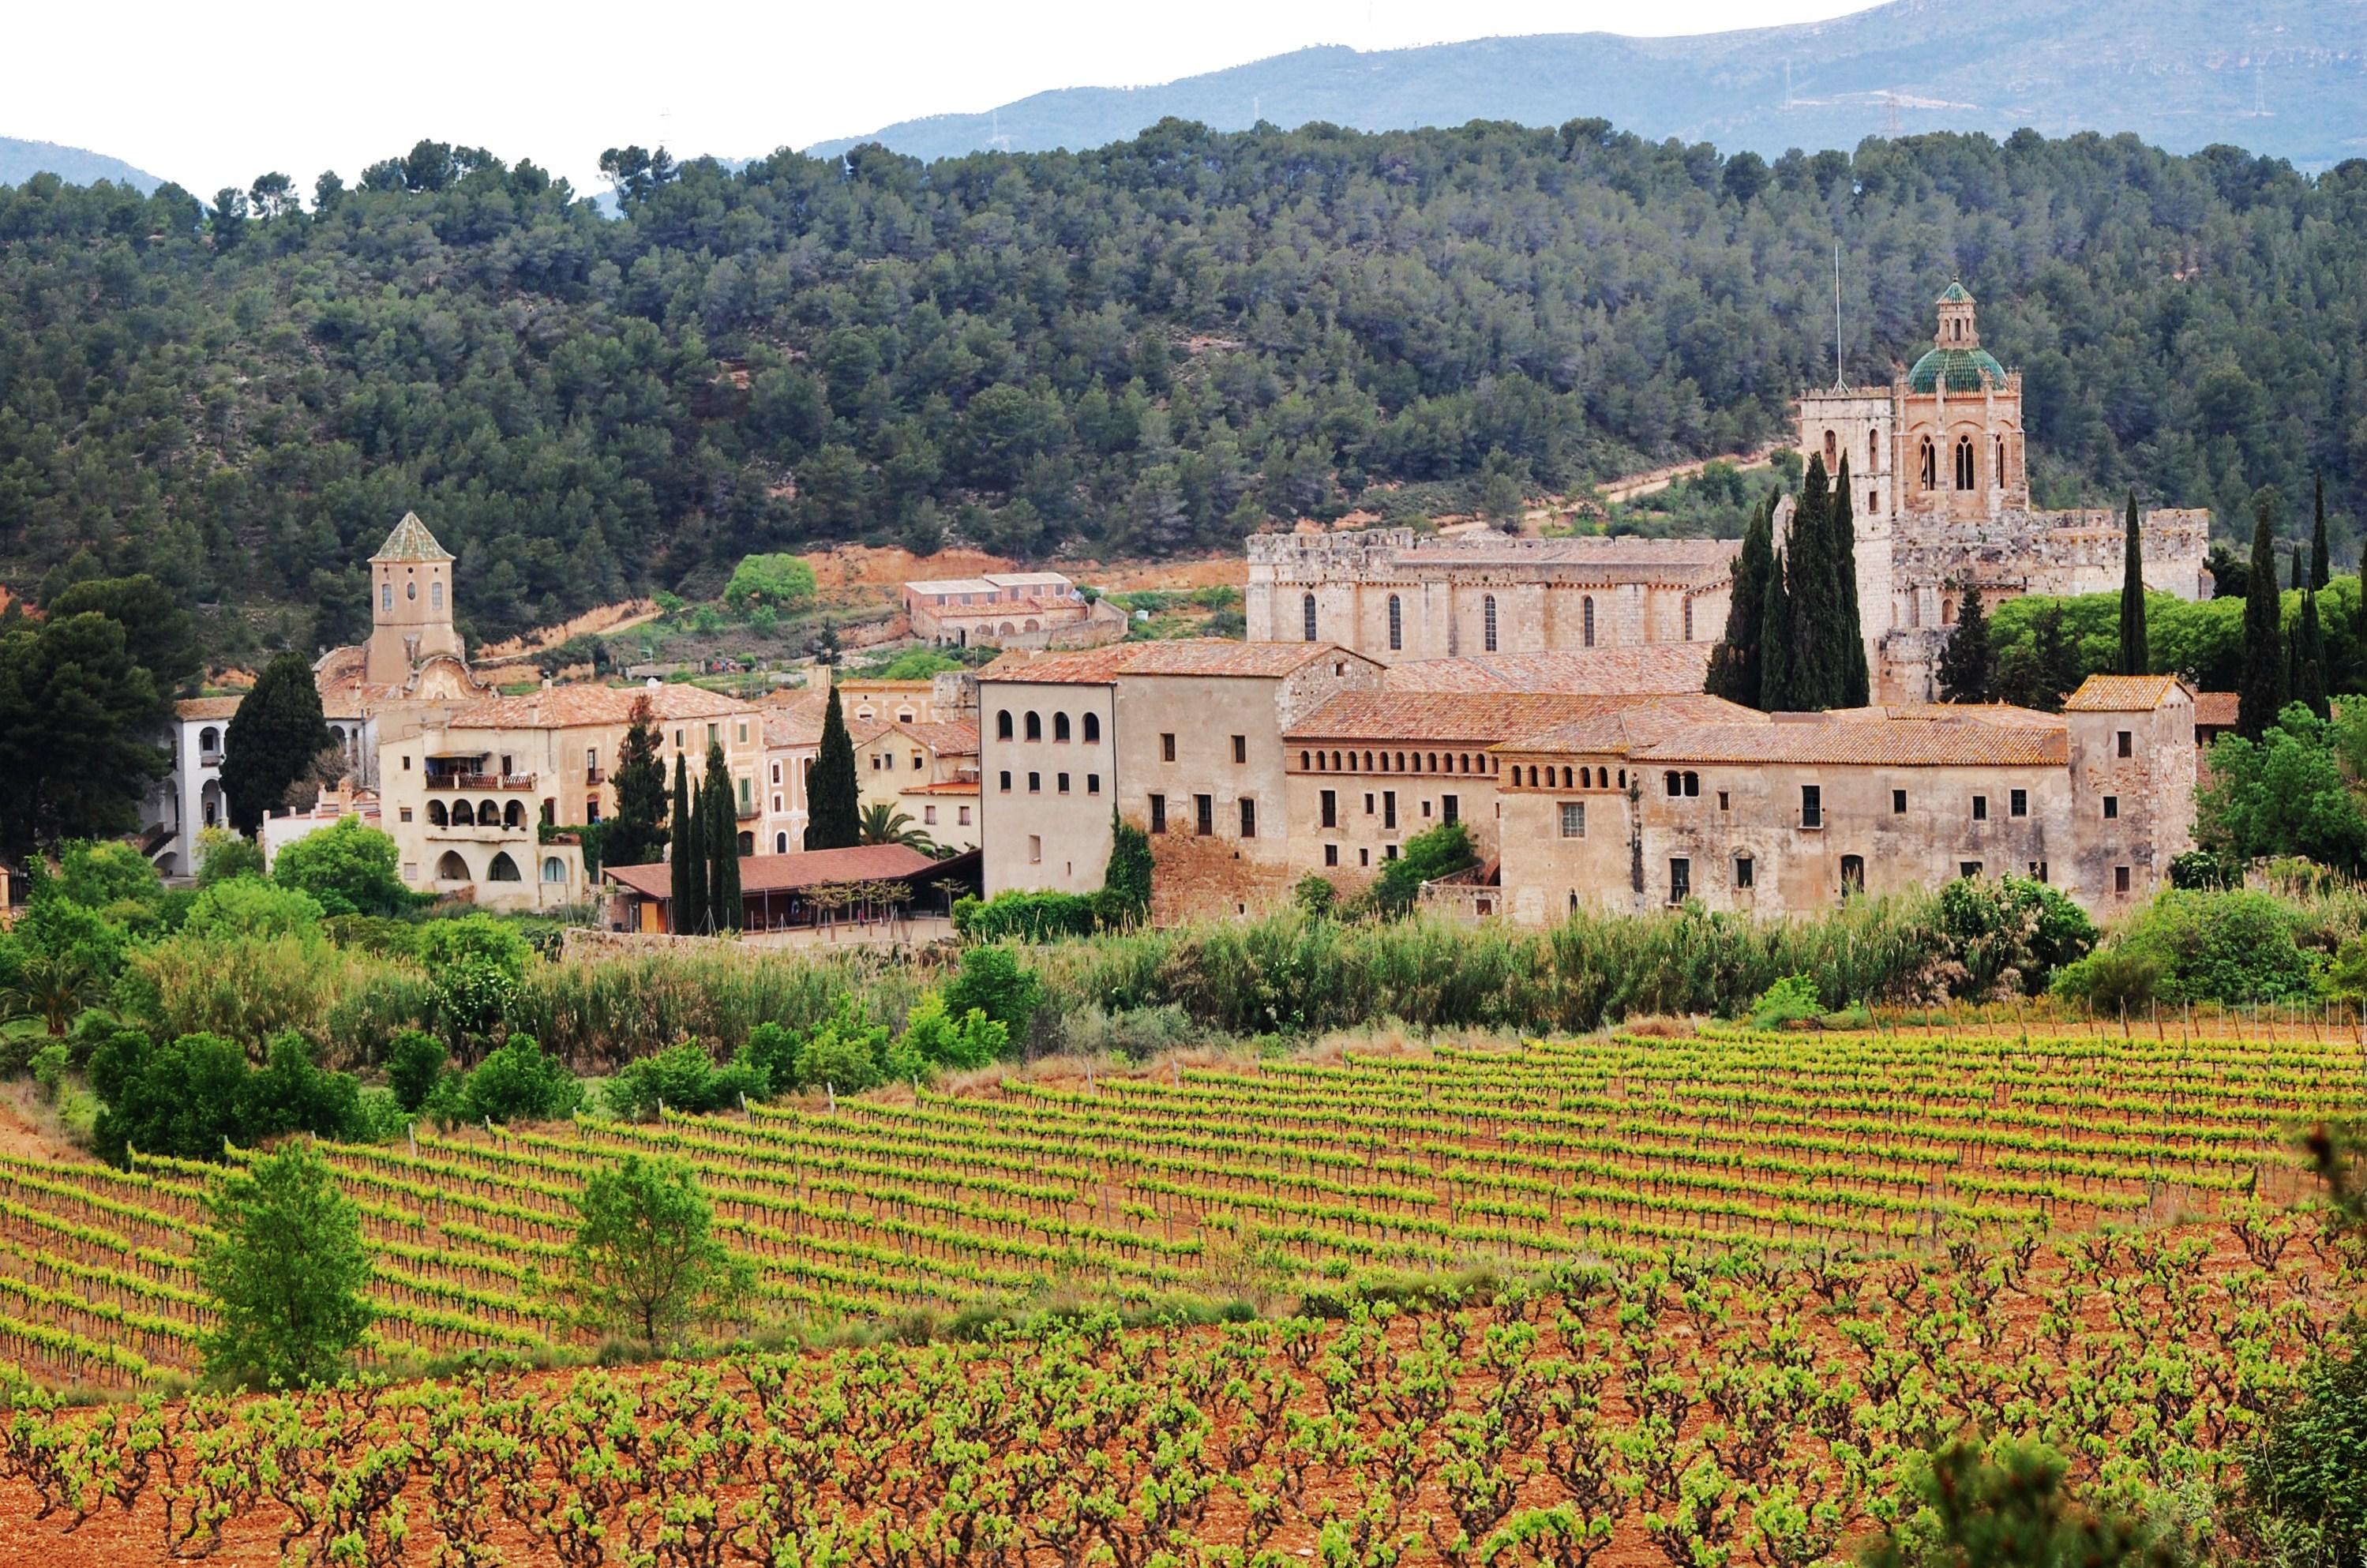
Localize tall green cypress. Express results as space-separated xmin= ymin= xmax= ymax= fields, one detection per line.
xmin=668 ymin=752 xmax=698 ymax=933
xmin=1937 ymin=581 xmax=1994 ymax=704
xmin=1785 ymin=456 xmax=1833 ymax=709
xmin=2312 ymin=471 xmax=2331 ymax=591
xmin=1760 ymin=538 xmax=1794 ymax=711
xmin=2118 ymin=491 xmax=2148 ymax=676
xmin=703 ymin=741 xmax=741 ymax=932
xmin=2236 ymin=497 xmax=2286 ymax=741
xmin=804 ymin=682 xmax=861 ymax=850
xmin=1829 ymin=457 xmax=1870 ymax=707
xmin=2298 ymin=582 xmax=2330 ymax=721
xmin=1705 ymin=491 xmax=1774 ymax=709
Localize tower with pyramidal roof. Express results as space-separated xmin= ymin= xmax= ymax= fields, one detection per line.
xmin=365 ymin=512 xmax=464 ymax=686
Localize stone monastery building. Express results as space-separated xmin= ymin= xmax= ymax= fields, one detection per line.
xmin=1248 ymin=281 xmax=2211 ymax=701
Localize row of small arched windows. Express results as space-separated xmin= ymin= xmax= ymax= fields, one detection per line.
xmin=1301 ymin=748 xmax=1496 ymax=776
xmin=432 ymin=850 xmax=557 ymax=883
xmin=994 ymin=710 xmax=1101 ymax=744
xmin=1918 ymin=434 xmax=2006 ymax=493
xmin=1511 ymin=763 xmax=1627 ymax=790
xmin=427 ymin=798 xmax=527 ymax=828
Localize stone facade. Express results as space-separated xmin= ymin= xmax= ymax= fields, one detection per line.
xmin=1492 ymin=677 xmax=2194 ymax=924
xmin=1797 ymin=283 xmax=2211 ymax=700
xmin=1246 ymin=531 xmax=1735 ymax=665
xmin=977 ymin=640 xmax=1384 ymax=906
xmin=904 ymin=571 xmax=1127 ymax=650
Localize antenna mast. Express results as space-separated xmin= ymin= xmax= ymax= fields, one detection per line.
xmin=1833 ymin=243 xmax=1844 ymax=388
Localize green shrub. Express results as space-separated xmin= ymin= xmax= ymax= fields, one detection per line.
xmin=1371 ymin=821 xmax=1476 ymax=915
xmin=892 ymin=992 xmax=1009 ymax=1075
xmin=2168 ymin=850 xmax=2241 ymax=891
xmin=180 ymin=878 xmax=326 ymax=942
xmin=604 ymin=1039 xmax=765 ymax=1120
xmin=30 ymin=1042 xmax=69 ymax=1103
xmin=1293 ymin=875 xmax=1337 ymax=918
xmin=87 ymin=1027 xmax=369 ymax=1166
xmin=1933 ymin=875 xmax=2096 ymax=999
xmin=2053 ymin=889 xmax=2317 ymax=1007
xmin=953 ymin=891 xmax=1097 ymax=942
xmin=794 ymin=1006 xmax=891 ymax=1093
xmin=1748 ymin=974 xmax=1827 ymax=1030
xmin=943 ymin=946 xmax=1043 ymax=1041
xmin=437 ymin=1034 xmax=581 ymax=1126
xmin=271 ymin=816 xmax=410 ymax=917
xmin=2051 ymin=946 xmax=2167 ymax=1015
xmin=384 ymin=1030 xmax=447 ymax=1113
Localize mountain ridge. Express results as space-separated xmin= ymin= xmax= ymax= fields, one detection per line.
xmin=0 ymin=136 xmax=163 ymax=193
xmin=805 ymin=0 xmax=2367 ymax=169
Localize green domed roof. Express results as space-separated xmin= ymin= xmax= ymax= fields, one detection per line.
xmin=1937 ymin=280 xmax=1973 ymax=304
xmin=1907 ymin=345 xmax=2008 ymax=393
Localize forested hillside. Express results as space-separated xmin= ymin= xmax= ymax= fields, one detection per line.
xmin=1 ymin=123 xmax=2362 ymax=653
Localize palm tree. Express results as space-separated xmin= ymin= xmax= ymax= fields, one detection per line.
xmin=0 ymin=954 xmax=99 ymax=1037
xmin=857 ymin=803 xmax=940 ymax=855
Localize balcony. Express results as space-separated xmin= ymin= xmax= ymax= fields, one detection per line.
xmin=586 ymin=767 xmax=606 ymax=786
xmin=426 ymin=772 xmax=538 ymax=792
xmin=425 ymin=819 xmax=529 ymax=842
xmin=199 ymin=751 xmax=223 ymax=769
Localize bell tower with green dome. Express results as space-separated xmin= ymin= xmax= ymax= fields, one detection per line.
xmin=364 ymin=512 xmax=465 ymax=685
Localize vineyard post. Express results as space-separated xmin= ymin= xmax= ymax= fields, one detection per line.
xmin=827 ymin=1083 xmax=836 ymax=1112
xmin=407 ymin=1124 xmax=416 ymax=1157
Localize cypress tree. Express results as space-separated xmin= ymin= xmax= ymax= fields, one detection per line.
xmin=804 ymin=682 xmax=861 ymax=850
xmin=219 ymin=651 xmax=332 ymax=835
xmin=1760 ymin=541 xmax=1794 ymax=711
xmin=604 ymin=694 xmax=670 ymax=869
xmin=2236 ymin=497 xmax=2286 ymax=741
xmin=673 ymin=753 xmax=709 ymax=934
xmin=2298 ymin=583 xmax=2330 ymax=721
xmin=1705 ymin=491 xmax=1774 ymax=709
xmin=1786 ymin=456 xmax=1833 ymax=709
xmin=1829 ymin=457 xmax=1870 ymax=707
xmin=703 ymin=741 xmax=742 ymax=932
xmin=1937 ymin=581 xmax=1994 ymax=704
xmin=2118 ymin=491 xmax=2148 ymax=676
xmin=2312 ymin=471 xmax=2331 ymax=591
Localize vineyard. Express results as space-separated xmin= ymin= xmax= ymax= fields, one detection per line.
xmin=0 ymin=1026 xmax=2357 ymax=1562
xmin=0 ymin=1028 xmax=2354 ymax=1389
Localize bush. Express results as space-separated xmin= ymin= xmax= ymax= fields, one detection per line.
xmin=436 ymin=1034 xmax=581 ymax=1126
xmin=30 ymin=1042 xmax=69 ymax=1103
xmin=1293 ymin=875 xmax=1337 ymax=917
xmin=2168 ymin=849 xmax=2241 ymax=891
xmin=1748 ymin=974 xmax=1827 ymax=1030
xmin=604 ymin=1039 xmax=764 ymax=1120
xmin=722 ymin=553 xmax=818 ymax=613
xmin=794 ymin=1006 xmax=891 ymax=1093
xmin=943 ymin=946 xmax=1043 ymax=1041
xmin=272 ymin=816 xmax=409 ymax=917
xmin=2050 ymin=947 xmax=2167 ymax=1015
xmin=197 ymin=1142 xmax=376 ymax=1389
xmin=416 ymin=913 xmax=534 ymax=980
xmin=1932 ymin=875 xmax=2096 ymax=999
xmin=891 ymin=992 xmax=1009 ymax=1076
xmin=87 ymin=1027 xmax=370 ymax=1166
xmin=2247 ymin=1329 xmax=2367 ymax=1566
xmin=180 ymin=878 xmax=326 ymax=942
xmin=384 ymin=1030 xmax=447 ymax=1113
xmin=953 ymin=891 xmax=1097 ymax=942
xmin=2053 ymin=889 xmax=2317 ymax=1007
xmin=1371 ymin=821 xmax=1476 ymax=915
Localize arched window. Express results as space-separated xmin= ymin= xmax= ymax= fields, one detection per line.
xmin=542 ymin=798 xmax=557 ymax=827
xmin=1868 ymin=429 xmax=1880 ymax=468
xmin=381 ymin=583 xmax=392 ymax=610
xmin=737 ymin=831 xmax=753 ymax=855
xmin=431 ymin=580 xmax=444 ymax=611
xmin=1581 ymin=767 xmax=1592 ymax=788
xmin=451 ymin=799 xmax=475 ymax=826
xmin=488 ymin=853 xmax=521 ymax=883
xmin=1483 ymin=595 xmax=1498 ymax=652
xmin=1823 ymin=430 xmax=1837 ymax=467
xmin=996 ymin=711 xmax=1013 ymax=741
xmin=1683 ymin=601 xmax=1694 ymax=640
xmin=428 ymin=799 xmax=448 ymax=827
xmin=1387 ymin=594 xmax=1402 ymax=652
xmin=1994 ymin=435 xmax=2006 ymax=487
xmin=479 ymin=799 xmax=500 ymax=826
xmin=435 ymin=851 xmax=469 ymax=881
xmin=1954 ymin=436 xmax=1975 ymax=491
xmin=200 ymin=726 xmax=220 ymax=754
xmin=1919 ymin=438 xmax=1936 ymax=490
xmin=775 ymin=832 xmax=789 ymax=853
xmin=541 ymin=857 xmax=565 ymax=883
xmin=1581 ymin=596 xmax=1596 ymax=648
xmin=1083 ymin=713 xmax=1101 ymax=743
xmin=1024 ymin=711 xmax=1041 ymax=741
xmin=1053 ymin=712 xmax=1071 ymax=742
xmin=504 ymin=800 xmax=525 ymax=829
xmin=1302 ymin=594 xmax=1318 ymax=642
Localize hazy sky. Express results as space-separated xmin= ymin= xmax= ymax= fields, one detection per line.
xmin=12 ymin=0 xmax=1869 ymax=198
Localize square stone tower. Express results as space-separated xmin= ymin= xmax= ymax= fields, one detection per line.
xmin=365 ymin=512 xmax=464 ymax=686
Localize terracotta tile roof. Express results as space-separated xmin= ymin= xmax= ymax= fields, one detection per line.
xmin=1498 ymin=695 xmax=1763 ymax=755
xmin=447 ymin=682 xmax=750 ymax=730
xmin=2193 ymin=691 xmax=2239 ymax=728
xmin=1637 ymin=711 xmax=2069 ymax=767
xmin=1386 ymin=645 xmax=1714 ymax=696
xmin=763 ymin=706 xmax=826 ymax=750
xmin=173 ymin=696 xmax=245 ymax=721
xmin=604 ymin=843 xmax=941 ymax=898
xmin=1113 ymin=641 xmax=1370 ymax=678
xmin=900 ymin=778 xmax=981 ymax=796
xmin=2062 ymin=674 xmax=2191 ymax=712
xmin=978 ymin=643 xmax=1146 ymax=685
xmin=1287 ymin=692 xmax=1611 ymax=745
xmin=1397 ymin=534 xmax=1739 ymax=580
xmin=855 ymin=718 xmax=981 ymax=756
xmin=905 ymin=578 xmax=1003 ymax=596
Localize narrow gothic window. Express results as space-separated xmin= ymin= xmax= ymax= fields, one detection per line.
xmin=1582 ymin=596 xmax=1596 ymax=647
xmin=1919 ymin=438 xmax=1936 ymax=490
xmin=1994 ymin=436 xmax=2006 ymax=487
xmin=1302 ymin=594 xmax=1317 ymax=642
xmin=1868 ymin=429 xmax=1879 ymax=468
xmin=1824 ymin=430 xmax=1837 ymax=467
xmin=1483 ymin=595 xmax=1498 ymax=651
xmin=1683 ymin=600 xmax=1694 ymax=640
xmin=1387 ymin=594 xmax=1401 ymax=651
xmin=1954 ymin=437 xmax=1975 ymax=490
